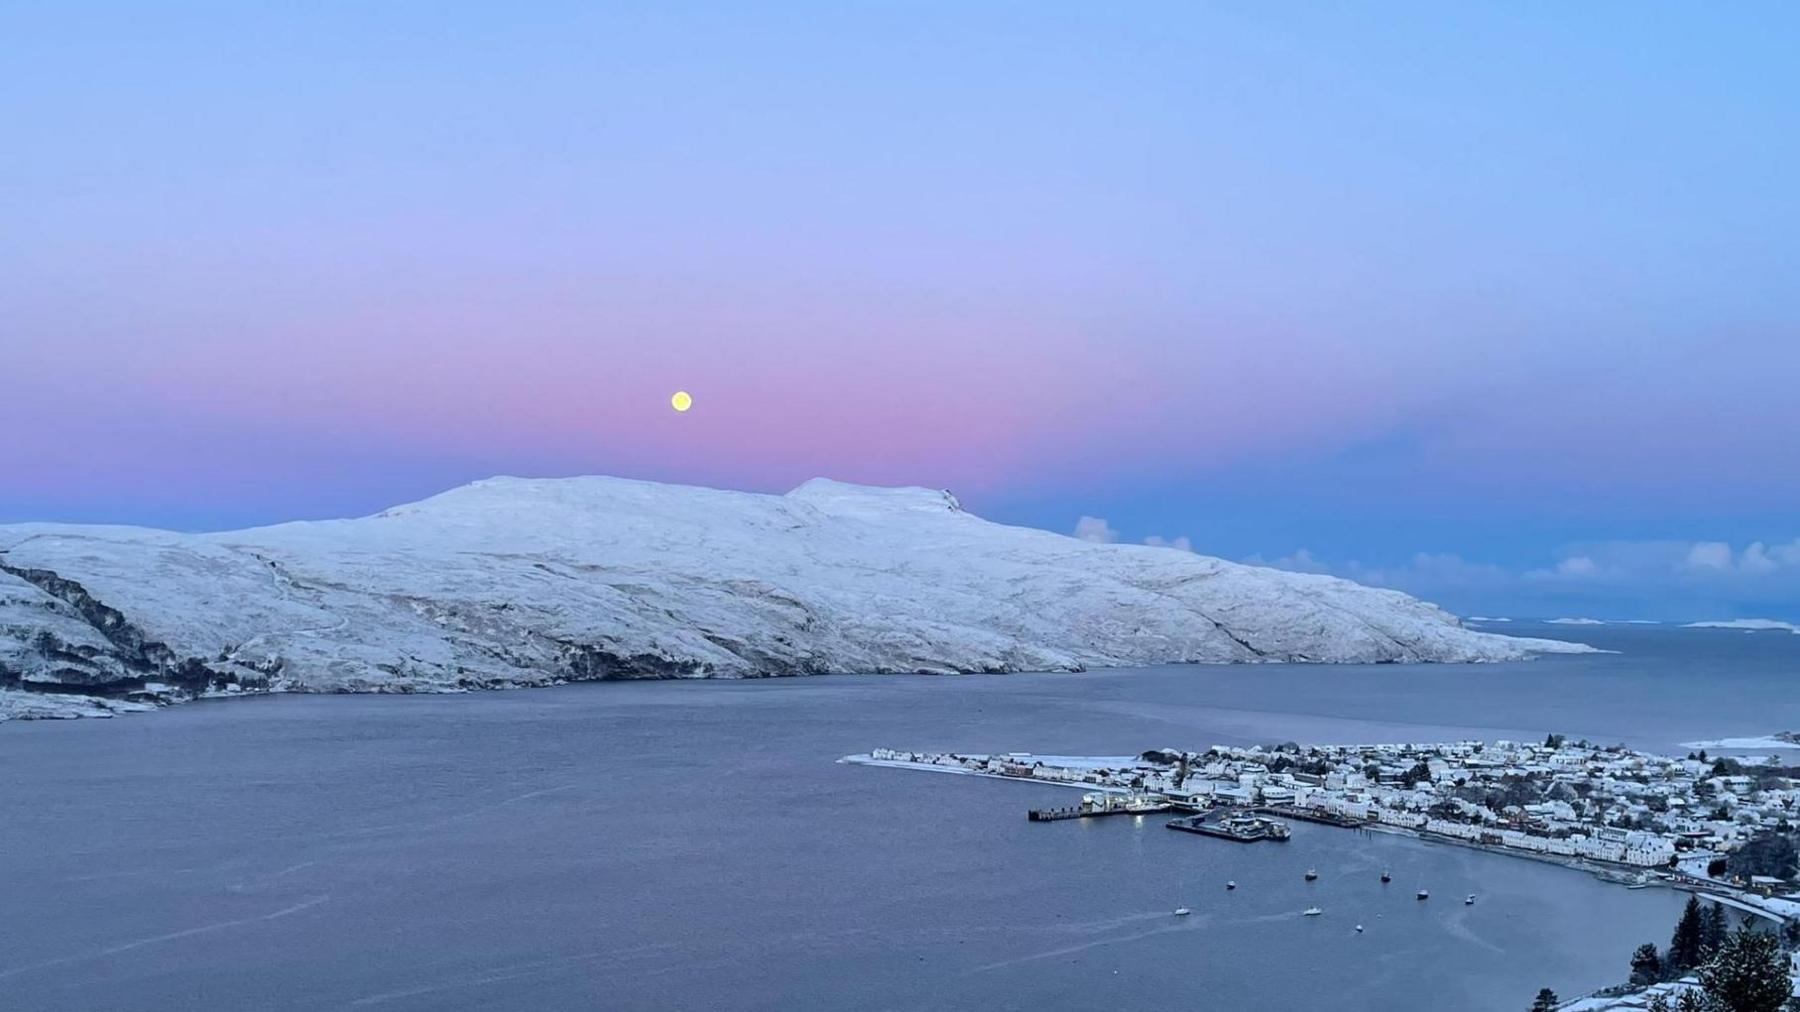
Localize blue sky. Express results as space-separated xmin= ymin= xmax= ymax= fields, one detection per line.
xmin=2 ymin=3 xmax=1796 ymax=620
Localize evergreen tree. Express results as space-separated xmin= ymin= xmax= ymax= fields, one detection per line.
xmin=1632 ymin=942 xmax=1665 ymax=985
xmin=1669 ymin=895 xmax=1707 ymax=973
xmin=1697 ymin=924 xmax=1792 ymax=1012
xmin=1529 ymin=987 xmax=1560 ymax=1012
xmin=1673 ymin=990 xmax=1707 ymax=1012
xmin=1644 ymin=994 xmax=1671 ymax=1012
xmin=1703 ymin=901 xmax=1731 ymax=957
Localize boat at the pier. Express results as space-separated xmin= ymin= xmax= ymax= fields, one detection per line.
xmin=1166 ymin=814 xmax=1291 ymax=843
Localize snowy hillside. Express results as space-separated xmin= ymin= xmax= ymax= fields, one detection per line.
xmin=0 ymin=476 xmax=1589 ymax=719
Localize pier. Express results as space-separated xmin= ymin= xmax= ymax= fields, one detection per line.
xmin=1254 ymin=804 xmax=1368 ymax=830
xmin=1028 ymin=793 xmax=1171 ymax=821
xmin=1167 ymin=814 xmax=1293 ymax=842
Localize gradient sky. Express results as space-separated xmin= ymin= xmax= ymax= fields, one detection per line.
xmin=4 ymin=3 xmax=1797 ymax=619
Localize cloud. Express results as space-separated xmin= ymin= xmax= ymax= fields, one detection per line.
xmin=1741 ymin=542 xmax=1780 ymax=574
xmin=1683 ymin=542 xmax=1734 ymax=572
xmin=1242 ymin=548 xmax=1330 ymax=574
xmin=1670 ymin=539 xmax=1800 ymax=575
xmin=1554 ymin=556 xmax=1598 ymax=577
xmin=1072 ymin=516 xmax=1118 ymax=543
xmin=1144 ymin=534 xmax=1193 ymax=552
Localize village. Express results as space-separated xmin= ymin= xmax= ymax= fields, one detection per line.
xmin=852 ymin=738 xmax=1800 ymax=917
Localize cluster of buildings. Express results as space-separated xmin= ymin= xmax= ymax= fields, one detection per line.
xmin=864 ymin=738 xmax=1800 ymax=878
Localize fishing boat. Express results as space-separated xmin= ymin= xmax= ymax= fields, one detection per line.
xmin=1174 ymin=907 xmax=1191 ymax=917
xmin=1302 ymin=907 xmax=1323 ymax=916
xmin=1225 ymin=880 xmax=1236 ymax=890
xmin=1465 ymin=894 xmax=1476 ymax=905
xmin=1380 ymin=870 xmax=1392 ymax=883
xmin=1417 ymin=889 xmax=1430 ymax=900
xmin=1304 ymin=868 xmax=1318 ymax=881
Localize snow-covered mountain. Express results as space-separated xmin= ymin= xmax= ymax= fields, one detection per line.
xmin=0 ymin=476 xmax=1590 ymax=719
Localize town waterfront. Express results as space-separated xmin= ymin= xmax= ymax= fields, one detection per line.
xmin=2 ymin=624 xmax=1797 ymax=1010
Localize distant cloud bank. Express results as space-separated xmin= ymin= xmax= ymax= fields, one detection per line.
xmin=1068 ymin=514 xmax=1800 ymax=620
xmin=1240 ymin=538 xmax=1800 ymax=621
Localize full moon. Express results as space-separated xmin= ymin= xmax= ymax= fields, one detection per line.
xmin=670 ymin=390 xmax=693 ymax=412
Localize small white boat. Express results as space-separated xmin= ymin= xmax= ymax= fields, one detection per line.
xmin=1355 ymin=924 xmax=1364 ymax=932
xmin=1302 ymin=907 xmax=1323 ymax=916
xmin=1225 ymin=880 xmax=1236 ymax=890
xmin=1173 ymin=907 xmax=1191 ymax=916
xmin=1304 ymin=868 xmax=1318 ymax=881
xmin=1464 ymin=894 xmax=1475 ymax=905
xmin=1417 ymin=889 xmax=1430 ymax=900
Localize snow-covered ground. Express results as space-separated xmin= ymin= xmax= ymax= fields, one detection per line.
xmin=0 ymin=475 xmax=1590 ymax=719
xmin=0 ymin=689 xmax=157 ymax=721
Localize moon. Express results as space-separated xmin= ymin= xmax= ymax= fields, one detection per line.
xmin=670 ymin=390 xmax=693 ymax=412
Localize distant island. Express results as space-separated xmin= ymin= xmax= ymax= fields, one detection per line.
xmin=0 ymin=476 xmax=1590 ymax=721
xmin=1685 ymin=620 xmax=1800 ymax=634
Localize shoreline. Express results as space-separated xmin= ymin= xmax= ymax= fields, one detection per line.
xmin=841 ymin=751 xmax=1800 ymax=925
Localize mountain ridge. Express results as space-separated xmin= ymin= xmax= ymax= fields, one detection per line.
xmin=0 ymin=475 xmax=1592 ymax=721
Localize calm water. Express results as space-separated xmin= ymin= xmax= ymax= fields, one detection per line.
xmin=3 ymin=624 xmax=1797 ymax=1011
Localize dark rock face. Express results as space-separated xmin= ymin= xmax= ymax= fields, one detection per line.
xmin=0 ymin=560 xmax=232 ymax=699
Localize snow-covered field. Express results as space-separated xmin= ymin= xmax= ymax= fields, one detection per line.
xmin=0 ymin=475 xmax=1590 ymax=720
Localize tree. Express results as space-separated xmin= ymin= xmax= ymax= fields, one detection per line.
xmin=1697 ymin=924 xmax=1791 ymax=1012
xmin=1673 ymin=990 xmax=1707 ymax=1012
xmin=1726 ymin=832 xmax=1799 ymax=881
xmin=1546 ymin=733 xmax=1567 ymax=749
xmin=1669 ymin=895 xmax=1707 ymax=974
xmin=1632 ymin=942 xmax=1666 ymax=984
xmin=1401 ymin=761 xmax=1433 ymax=788
xmin=1703 ymin=902 xmax=1731 ymax=957
xmin=1529 ymin=987 xmax=1560 ymax=1012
